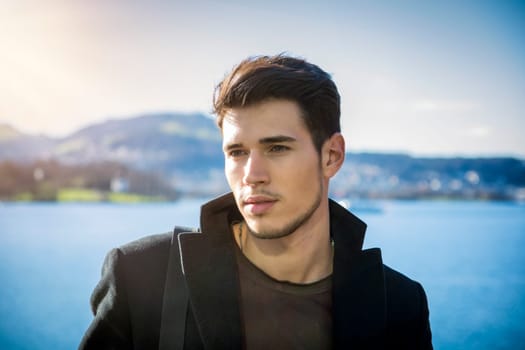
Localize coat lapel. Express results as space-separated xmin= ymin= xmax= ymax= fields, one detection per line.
xmin=159 ymin=227 xmax=194 ymax=350
xmin=178 ymin=194 xmax=243 ymax=350
xmin=330 ymin=200 xmax=387 ymax=348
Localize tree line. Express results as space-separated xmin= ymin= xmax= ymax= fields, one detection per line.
xmin=0 ymin=160 xmax=177 ymax=201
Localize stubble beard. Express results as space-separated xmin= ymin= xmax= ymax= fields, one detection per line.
xmin=245 ymin=179 xmax=323 ymax=240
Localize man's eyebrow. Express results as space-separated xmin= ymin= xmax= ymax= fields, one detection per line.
xmin=224 ymin=142 xmax=243 ymax=152
xmin=259 ymin=135 xmax=297 ymax=144
xmin=223 ymin=136 xmax=297 ymax=151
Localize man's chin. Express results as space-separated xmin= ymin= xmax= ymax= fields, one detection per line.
xmin=245 ymin=220 xmax=294 ymax=240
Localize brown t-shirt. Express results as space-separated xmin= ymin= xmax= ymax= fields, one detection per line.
xmin=234 ymin=245 xmax=333 ymax=350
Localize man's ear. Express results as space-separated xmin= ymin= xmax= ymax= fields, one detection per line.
xmin=321 ymin=133 xmax=345 ymax=179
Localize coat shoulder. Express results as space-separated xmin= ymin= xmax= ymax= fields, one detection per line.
xmin=383 ymin=264 xmax=432 ymax=348
xmin=81 ymin=231 xmax=181 ymax=349
xmin=383 ymin=264 xmax=427 ymax=318
xmin=115 ymin=232 xmax=176 ymax=298
xmin=118 ymin=225 xmax=197 ymax=258
xmin=383 ymin=264 xmax=423 ymax=293
xmin=119 ymin=232 xmax=173 ymax=256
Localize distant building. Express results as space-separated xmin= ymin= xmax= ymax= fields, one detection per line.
xmin=110 ymin=177 xmax=129 ymax=193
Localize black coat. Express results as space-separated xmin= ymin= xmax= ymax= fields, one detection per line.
xmin=79 ymin=193 xmax=433 ymax=349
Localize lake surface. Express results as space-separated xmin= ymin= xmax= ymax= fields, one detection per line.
xmin=0 ymin=198 xmax=524 ymax=349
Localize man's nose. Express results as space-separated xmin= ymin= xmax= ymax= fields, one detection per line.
xmin=242 ymin=152 xmax=269 ymax=186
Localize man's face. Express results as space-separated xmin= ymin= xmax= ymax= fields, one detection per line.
xmin=222 ymin=99 xmax=326 ymax=239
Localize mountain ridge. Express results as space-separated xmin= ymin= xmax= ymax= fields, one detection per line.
xmin=1 ymin=113 xmax=524 ymax=199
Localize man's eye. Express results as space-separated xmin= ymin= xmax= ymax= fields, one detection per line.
xmin=229 ymin=149 xmax=247 ymax=158
xmin=269 ymin=145 xmax=289 ymax=153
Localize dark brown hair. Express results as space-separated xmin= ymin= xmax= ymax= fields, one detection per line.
xmin=213 ymin=54 xmax=341 ymax=152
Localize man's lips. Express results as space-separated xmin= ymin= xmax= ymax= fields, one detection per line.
xmin=243 ymin=196 xmax=277 ymax=215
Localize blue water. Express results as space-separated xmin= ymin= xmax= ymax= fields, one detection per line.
xmin=0 ymin=199 xmax=524 ymax=349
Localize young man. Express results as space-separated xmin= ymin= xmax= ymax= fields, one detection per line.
xmin=80 ymin=55 xmax=433 ymax=349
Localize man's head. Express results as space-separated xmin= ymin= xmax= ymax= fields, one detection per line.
xmin=213 ymin=54 xmax=341 ymax=153
xmin=216 ymin=55 xmax=345 ymax=239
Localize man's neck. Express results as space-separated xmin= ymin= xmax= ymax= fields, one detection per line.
xmin=233 ymin=214 xmax=333 ymax=284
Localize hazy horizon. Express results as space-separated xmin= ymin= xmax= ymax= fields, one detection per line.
xmin=2 ymin=111 xmax=524 ymax=159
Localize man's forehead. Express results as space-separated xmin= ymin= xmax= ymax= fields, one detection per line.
xmin=225 ymin=99 xmax=302 ymax=118
xmin=223 ymin=101 xmax=305 ymax=128
xmin=220 ymin=99 xmax=311 ymax=143
xmin=221 ymin=117 xmax=300 ymax=142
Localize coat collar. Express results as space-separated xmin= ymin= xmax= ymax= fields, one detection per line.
xmin=329 ymin=199 xmax=387 ymax=346
xmin=174 ymin=193 xmax=386 ymax=349
xmin=177 ymin=193 xmax=243 ymax=350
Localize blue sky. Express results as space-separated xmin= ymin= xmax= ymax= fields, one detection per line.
xmin=1 ymin=0 xmax=524 ymax=157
